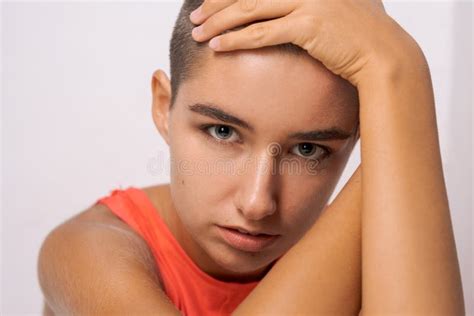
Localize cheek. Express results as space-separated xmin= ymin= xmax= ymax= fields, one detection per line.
xmin=170 ymin=134 xmax=227 ymax=189
xmin=278 ymin=176 xmax=334 ymax=233
xmin=168 ymin=128 xmax=235 ymax=224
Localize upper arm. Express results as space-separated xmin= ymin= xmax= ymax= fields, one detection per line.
xmin=37 ymin=204 xmax=181 ymax=315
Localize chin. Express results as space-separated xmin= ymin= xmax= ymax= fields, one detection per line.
xmin=208 ymin=242 xmax=279 ymax=275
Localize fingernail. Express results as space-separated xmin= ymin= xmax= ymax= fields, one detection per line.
xmin=192 ymin=25 xmax=203 ymax=37
xmin=209 ymin=37 xmax=220 ymax=50
xmin=190 ymin=7 xmax=201 ymax=22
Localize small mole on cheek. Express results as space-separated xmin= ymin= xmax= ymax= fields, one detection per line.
xmin=181 ymin=180 xmax=185 ymax=185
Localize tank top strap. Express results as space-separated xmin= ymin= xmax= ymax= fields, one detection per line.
xmin=94 ymin=187 xmax=169 ymax=259
xmin=95 ymin=187 xmax=189 ymax=304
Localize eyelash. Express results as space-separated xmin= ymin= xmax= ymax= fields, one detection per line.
xmin=199 ymin=124 xmax=332 ymax=161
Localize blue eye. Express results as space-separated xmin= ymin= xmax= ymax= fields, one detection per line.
xmin=291 ymin=143 xmax=329 ymax=160
xmin=199 ymin=124 xmax=331 ymax=161
xmin=204 ymin=124 xmax=241 ymax=144
xmin=212 ymin=125 xmax=232 ymax=139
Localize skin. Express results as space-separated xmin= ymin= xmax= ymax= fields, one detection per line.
xmin=190 ymin=0 xmax=464 ymax=314
xmin=39 ymin=50 xmax=362 ymax=315
xmin=38 ymin=0 xmax=465 ymax=314
xmin=152 ymin=47 xmax=359 ymax=282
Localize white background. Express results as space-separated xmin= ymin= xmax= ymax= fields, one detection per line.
xmin=2 ymin=1 xmax=472 ymax=314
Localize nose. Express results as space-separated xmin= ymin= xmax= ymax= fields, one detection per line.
xmin=234 ymin=151 xmax=278 ymax=221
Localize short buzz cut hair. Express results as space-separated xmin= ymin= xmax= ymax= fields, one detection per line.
xmin=169 ymin=0 xmax=308 ymax=108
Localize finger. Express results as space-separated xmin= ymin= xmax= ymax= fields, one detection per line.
xmin=190 ymin=0 xmax=236 ymax=25
xmin=192 ymin=0 xmax=298 ymax=42
xmin=208 ymin=15 xmax=299 ymax=51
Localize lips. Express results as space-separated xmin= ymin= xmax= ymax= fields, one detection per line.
xmin=217 ymin=225 xmax=280 ymax=252
xmin=221 ymin=225 xmax=278 ymax=236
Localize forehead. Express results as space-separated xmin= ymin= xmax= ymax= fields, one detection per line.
xmin=178 ymin=48 xmax=358 ymax=134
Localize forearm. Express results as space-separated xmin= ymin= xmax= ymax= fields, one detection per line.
xmin=358 ymin=50 xmax=464 ymax=315
xmin=234 ymin=166 xmax=362 ymax=316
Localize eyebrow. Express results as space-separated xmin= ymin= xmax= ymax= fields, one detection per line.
xmin=188 ymin=102 xmax=353 ymax=141
xmin=288 ymin=129 xmax=352 ymax=141
xmin=188 ymin=103 xmax=254 ymax=131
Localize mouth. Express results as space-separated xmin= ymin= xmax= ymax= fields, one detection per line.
xmin=222 ymin=225 xmax=278 ymax=236
xmin=217 ymin=225 xmax=280 ymax=253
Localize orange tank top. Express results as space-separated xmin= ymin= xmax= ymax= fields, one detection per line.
xmin=95 ymin=187 xmax=259 ymax=316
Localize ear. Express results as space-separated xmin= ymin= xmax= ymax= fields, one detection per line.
xmin=151 ymin=69 xmax=172 ymax=145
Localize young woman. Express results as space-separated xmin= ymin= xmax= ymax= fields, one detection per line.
xmin=38 ymin=0 xmax=465 ymax=315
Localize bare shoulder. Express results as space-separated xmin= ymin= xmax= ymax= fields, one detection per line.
xmin=38 ymin=200 xmax=179 ymax=314
xmin=70 ymin=202 xmax=163 ymax=286
xmin=69 ymin=184 xmax=170 ymax=226
xmin=71 ymin=200 xmax=131 ymax=228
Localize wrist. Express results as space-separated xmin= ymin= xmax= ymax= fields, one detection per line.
xmin=357 ymin=40 xmax=430 ymax=89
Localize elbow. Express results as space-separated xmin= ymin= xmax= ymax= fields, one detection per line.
xmin=37 ymin=226 xmax=71 ymax=314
